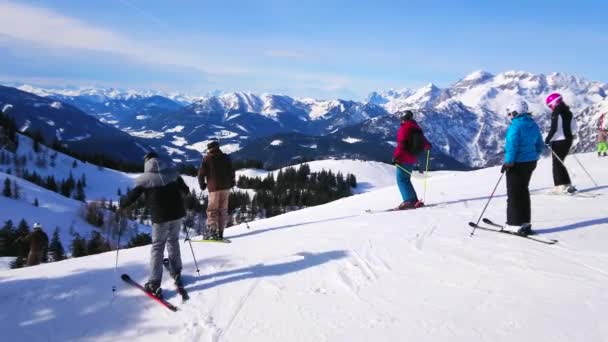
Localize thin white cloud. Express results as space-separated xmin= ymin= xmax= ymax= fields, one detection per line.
xmin=0 ymin=1 xmax=131 ymax=53
xmin=0 ymin=1 xmax=245 ymax=75
xmin=0 ymin=1 xmax=368 ymax=98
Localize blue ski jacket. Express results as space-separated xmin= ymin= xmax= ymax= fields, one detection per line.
xmin=504 ymin=113 xmax=544 ymax=164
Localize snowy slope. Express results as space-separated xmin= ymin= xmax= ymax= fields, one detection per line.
xmin=3 ymin=134 xmax=137 ymax=201
xmin=1 ymin=153 xmax=607 ymax=341
xmin=0 ymin=134 xmax=141 ymax=253
xmin=0 ymin=171 xmax=121 ymax=258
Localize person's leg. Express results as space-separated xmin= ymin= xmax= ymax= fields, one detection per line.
xmin=506 ymin=165 xmax=519 ymax=226
xmin=206 ymin=191 xmax=220 ymax=238
xmin=552 ymin=140 xmax=572 ymax=186
xmin=149 ymin=221 xmax=170 ymax=285
xmin=520 ymin=162 xmax=537 ymax=224
xmin=218 ymin=190 xmax=230 ymax=239
xmin=165 ymin=218 xmax=183 ymax=278
xmin=396 ymin=163 xmax=416 ymax=202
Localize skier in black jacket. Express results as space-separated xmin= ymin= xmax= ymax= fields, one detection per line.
xmin=544 ymin=93 xmax=578 ymax=193
xmin=120 ymin=152 xmax=190 ymax=297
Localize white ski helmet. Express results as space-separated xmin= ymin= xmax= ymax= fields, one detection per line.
xmin=506 ymin=100 xmax=529 ymax=116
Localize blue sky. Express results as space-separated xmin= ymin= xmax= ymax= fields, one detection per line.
xmin=0 ymin=0 xmax=606 ymax=99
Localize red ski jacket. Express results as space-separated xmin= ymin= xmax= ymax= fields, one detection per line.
xmin=392 ymin=120 xmax=431 ymax=165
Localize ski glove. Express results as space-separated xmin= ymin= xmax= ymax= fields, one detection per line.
xmin=200 ymin=182 xmax=207 ymax=191
xmin=544 ymin=137 xmax=551 ymax=145
xmin=391 ymin=158 xmax=397 ymax=164
xmin=500 ymin=163 xmax=514 ymax=173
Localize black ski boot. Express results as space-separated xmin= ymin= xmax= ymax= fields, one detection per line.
xmin=144 ymin=281 xmax=163 ymax=299
xmin=516 ymin=224 xmax=535 ymax=237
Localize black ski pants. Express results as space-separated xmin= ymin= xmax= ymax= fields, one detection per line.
xmin=550 ymin=139 xmax=572 ymax=186
xmin=506 ymin=161 xmax=537 ymax=226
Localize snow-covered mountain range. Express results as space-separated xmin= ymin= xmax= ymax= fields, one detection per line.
xmin=0 ymin=85 xmax=151 ymax=162
xmin=364 ymin=70 xmax=607 ymax=166
xmin=8 ymin=70 xmax=608 ymax=168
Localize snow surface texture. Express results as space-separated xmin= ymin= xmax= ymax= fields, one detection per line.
xmin=1 ymin=153 xmax=607 ymax=341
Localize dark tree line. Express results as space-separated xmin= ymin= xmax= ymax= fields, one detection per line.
xmin=229 ymin=164 xmax=357 ymax=221
xmin=0 ymin=110 xmax=18 ymax=151
xmin=18 ymin=169 xmax=87 ymax=202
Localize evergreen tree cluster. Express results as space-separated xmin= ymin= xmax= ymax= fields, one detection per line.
xmin=0 ymin=109 xmax=18 ymax=150
xmin=2 ymin=177 xmax=20 ymax=199
xmin=229 ymin=164 xmax=357 ymax=221
xmin=19 ymin=169 xmax=87 ymax=202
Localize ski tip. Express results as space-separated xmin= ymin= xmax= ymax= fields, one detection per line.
xmin=120 ymin=274 xmax=130 ymax=281
xmin=467 ymin=222 xmax=477 ymax=228
xmin=482 ymin=218 xmax=491 ymax=224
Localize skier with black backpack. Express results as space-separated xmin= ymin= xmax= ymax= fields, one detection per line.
xmin=392 ymin=110 xmax=431 ymax=210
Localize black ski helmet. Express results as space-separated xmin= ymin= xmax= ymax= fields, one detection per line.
xmin=399 ymin=110 xmax=414 ymax=121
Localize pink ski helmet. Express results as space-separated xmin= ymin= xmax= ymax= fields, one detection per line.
xmin=545 ymin=92 xmax=562 ymax=109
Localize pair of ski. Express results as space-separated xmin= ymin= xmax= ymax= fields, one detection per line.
xmin=469 ymin=218 xmax=558 ymax=245
xmin=365 ymin=203 xmax=441 ymax=213
xmin=121 ymin=258 xmax=190 ymax=312
xmin=191 ymin=238 xmax=232 ymax=243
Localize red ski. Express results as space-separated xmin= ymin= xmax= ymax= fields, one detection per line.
xmin=121 ymin=274 xmax=178 ymax=312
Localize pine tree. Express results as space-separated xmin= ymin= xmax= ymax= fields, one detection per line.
xmin=48 ymin=228 xmax=65 ymax=262
xmin=9 ymin=256 xmax=25 ymax=269
xmin=32 ymin=130 xmax=44 ymax=153
xmin=86 ymin=231 xmax=108 ymax=255
xmin=45 ymin=175 xmax=58 ymax=192
xmin=70 ymin=233 xmax=87 ymax=257
xmin=127 ymin=233 xmax=152 ymax=248
xmin=74 ymin=181 xmax=86 ymax=202
xmin=3 ymin=177 xmax=11 ymax=197
xmin=0 ymin=220 xmax=16 ymax=256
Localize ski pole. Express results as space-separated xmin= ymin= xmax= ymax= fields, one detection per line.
xmin=545 ymin=144 xmax=597 ymax=187
xmin=469 ymin=172 xmax=504 ymax=237
xmin=113 ymin=213 xmax=125 ymax=295
xmin=393 ymin=162 xmax=412 ymax=175
xmin=545 ymin=143 xmax=573 ymax=176
xmin=423 ymin=150 xmax=430 ymax=202
xmin=182 ymin=223 xmax=201 ymax=276
xmin=572 ymin=154 xmax=598 ymax=187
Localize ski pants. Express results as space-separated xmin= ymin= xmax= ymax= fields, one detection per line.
xmin=598 ymin=142 xmax=608 ymax=155
xmin=149 ymin=218 xmax=182 ymax=284
xmin=550 ymin=139 xmax=572 ymax=186
xmin=26 ymin=249 xmax=42 ymax=266
xmin=207 ymin=189 xmax=230 ymax=237
xmin=506 ymin=161 xmax=537 ymax=226
xmin=396 ymin=163 xmax=417 ymax=202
